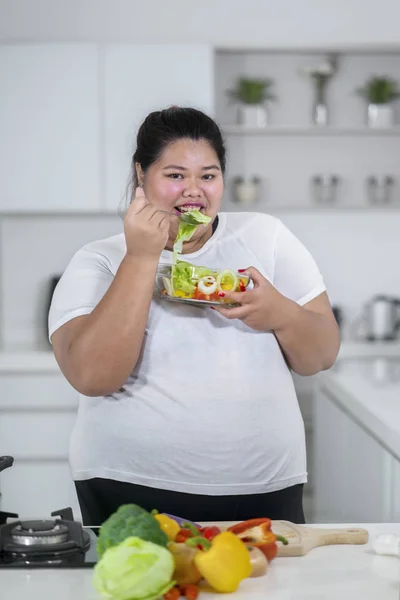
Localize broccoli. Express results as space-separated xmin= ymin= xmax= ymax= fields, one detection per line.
xmin=96 ymin=504 xmax=169 ymax=558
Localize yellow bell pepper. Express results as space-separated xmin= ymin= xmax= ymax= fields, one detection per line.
xmin=187 ymin=531 xmax=251 ymax=593
xmin=151 ymin=511 xmax=180 ymax=542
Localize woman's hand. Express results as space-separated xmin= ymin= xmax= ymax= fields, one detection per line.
xmin=124 ymin=187 xmax=171 ymax=260
xmin=213 ymin=267 xmax=289 ymax=332
xmin=214 ymin=266 xmax=340 ymax=375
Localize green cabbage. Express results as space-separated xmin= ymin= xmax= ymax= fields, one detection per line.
xmin=97 ymin=504 xmax=168 ymax=559
xmin=93 ymin=536 xmax=175 ymax=600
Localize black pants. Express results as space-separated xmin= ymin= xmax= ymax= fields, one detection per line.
xmin=75 ymin=478 xmax=305 ymax=526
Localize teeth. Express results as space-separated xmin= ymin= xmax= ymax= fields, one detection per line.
xmin=178 ymin=205 xmax=203 ymax=212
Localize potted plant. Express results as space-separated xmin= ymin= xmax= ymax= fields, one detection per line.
xmin=356 ymin=76 xmax=400 ymax=128
xmin=227 ymin=77 xmax=276 ymax=127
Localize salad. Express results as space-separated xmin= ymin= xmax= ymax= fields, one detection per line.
xmin=160 ymin=209 xmax=249 ymax=303
xmin=162 ymin=261 xmax=249 ymax=303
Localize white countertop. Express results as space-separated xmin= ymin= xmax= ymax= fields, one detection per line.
xmin=2 ymin=523 xmax=400 ymax=600
xmin=319 ymin=356 xmax=400 ymax=461
xmin=0 ymin=340 xmax=399 ymax=373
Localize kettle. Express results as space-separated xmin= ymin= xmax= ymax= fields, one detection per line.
xmin=364 ymin=295 xmax=400 ymax=341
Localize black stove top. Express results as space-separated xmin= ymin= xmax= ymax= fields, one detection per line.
xmin=0 ymin=507 xmax=98 ymax=568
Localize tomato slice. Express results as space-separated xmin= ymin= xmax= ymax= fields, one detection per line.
xmin=194 ymin=288 xmax=210 ymax=301
xmin=209 ymin=291 xmax=220 ymax=302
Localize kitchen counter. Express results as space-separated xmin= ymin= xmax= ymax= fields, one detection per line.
xmin=2 ymin=523 xmax=400 ymax=600
xmin=319 ymin=356 xmax=400 ymax=462
xmin=0 ymin=340 xmax=399 ymax=373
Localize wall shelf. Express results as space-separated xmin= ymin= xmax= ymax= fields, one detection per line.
xmin=222 ymin=125 xmax=400 ymax=136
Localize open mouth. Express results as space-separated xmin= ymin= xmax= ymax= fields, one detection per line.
xmin=174 ymin=203 xmax=206 ymax=215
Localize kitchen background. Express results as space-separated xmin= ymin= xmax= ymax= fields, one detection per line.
xmin=1 ymin=0 xmax=400 ymax=525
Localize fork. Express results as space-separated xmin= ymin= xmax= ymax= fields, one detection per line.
xmin=159 ymin=210 xmax=205 ymax=226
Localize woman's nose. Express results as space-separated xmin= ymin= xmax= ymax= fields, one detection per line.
xmin=182 ymin=177 xmax=202 ymax=197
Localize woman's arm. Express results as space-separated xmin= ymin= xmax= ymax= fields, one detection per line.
xmin=51 ymin=187 xmax=171 ymax=397
xmin=51 ymin=255 xmax=159 ymax=396
xmin=273 ymin=292 xmax=340 ymax=376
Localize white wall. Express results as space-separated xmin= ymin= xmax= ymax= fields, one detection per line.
xmin=1 ymin=0 xmax=400 ymax=48
xmin=272 ymin=211 xmax=400 ymax=326
xmin=0 ymin=216 xmax=122 ymax=350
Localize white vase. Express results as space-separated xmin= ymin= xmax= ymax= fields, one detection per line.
xmin=237 ymin=104 xmax=268 ymax=127
xmin=367 ymin=104 xmax=394 ymax=128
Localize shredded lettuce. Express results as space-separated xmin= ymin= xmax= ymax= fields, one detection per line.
xmin=192 ymin=265 xmax=215 ymax=279
xmin=170 ymin=210 xmax=212 ymax=295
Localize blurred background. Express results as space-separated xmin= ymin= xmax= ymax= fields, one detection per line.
xmin=0 ymin=0 xmax=400 ymax=524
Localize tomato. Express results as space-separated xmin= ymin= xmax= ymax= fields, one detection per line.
xmin=175 ymin=528 xmax=192 ymax=543
xmin=164 ymin=587 xmax=181 ymax=600
xmin=180 ymin=584 xmax=200 ymax=600
xmin=209 ymin=291 xmax=220 ymax=302
xmin=193 ymin=287 xmax=210 ymax=301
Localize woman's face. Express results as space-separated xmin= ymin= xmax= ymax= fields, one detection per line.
xmin=136 ymin=138 xmax=224 ymax=249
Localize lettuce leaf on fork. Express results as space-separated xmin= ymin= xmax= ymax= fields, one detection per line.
xmin=169 ymin=210 xmax=212 ymax=296
xmin=172 ymin=209 xmax=211 ymax=264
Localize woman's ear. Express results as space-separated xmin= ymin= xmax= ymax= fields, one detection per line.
xmin=135 ymin=163 xmax=144 ymax=187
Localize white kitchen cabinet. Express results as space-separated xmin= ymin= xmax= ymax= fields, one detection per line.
xmin=103 ymin=44 xmax=214 ymax=211
xmin=0 ymin=373 xmax=81 ymax=519
xmin=0 ymin=44 xmax=100 ymax=212
xmin=313 ymin=387 xmax=394 ymax=523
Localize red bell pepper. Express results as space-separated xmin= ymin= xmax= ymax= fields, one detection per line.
xmin=228 ymin=518 xmax=288 ymax=561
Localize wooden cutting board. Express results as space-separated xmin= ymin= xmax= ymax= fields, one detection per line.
xmin=201 ymin=520 xmax=369 ymax=557
xmin=270 ymin=520 xmax=369 ymax=556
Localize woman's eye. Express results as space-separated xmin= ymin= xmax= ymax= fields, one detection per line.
xmin=202 ymin=174 xmax=215 ymax=181
xmin=167 ymin=173 xmax=183 ymax=179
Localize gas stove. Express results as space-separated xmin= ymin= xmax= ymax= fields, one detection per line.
xmin=0 ymin=456 xmax=98 ymax=569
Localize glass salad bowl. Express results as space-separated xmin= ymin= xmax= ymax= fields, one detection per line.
xmin=155 ymin=261 xmax=251 ymax=308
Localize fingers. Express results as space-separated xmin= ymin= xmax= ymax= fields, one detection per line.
xmin=157 ymin=213 xmax=171 ymax=231
xmin=213 ymin=304 xmax=251 ymax=320
xmin=149 ymin=209 xmax=172 ymax=230
xmin=239 ymin=266 xmax=267 ymax=289
xmin=221 ymin=289 xmax=254 ymax=305
xmin=129 ymin=186 xmax=149 ymax=214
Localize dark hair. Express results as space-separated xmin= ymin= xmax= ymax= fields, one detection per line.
xmin=129 ymin=106 xmax=226 ymax=197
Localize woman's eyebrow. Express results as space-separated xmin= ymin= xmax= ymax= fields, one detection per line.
xmin=162 ymin=164 xmax=220 ymax=170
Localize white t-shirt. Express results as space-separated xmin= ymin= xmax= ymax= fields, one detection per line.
xmin=49 ymin=212 xmax=326 ymax=495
